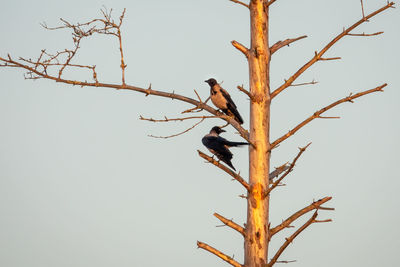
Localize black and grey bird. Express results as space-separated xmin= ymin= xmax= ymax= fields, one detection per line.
xmin=205 ymin=78 xmax=244 ymax=125
xmin=202 ymin=126 xmax=249 ymax=171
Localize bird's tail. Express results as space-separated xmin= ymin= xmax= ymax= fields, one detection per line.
xmin=226 ymin=141 xmax=249 ymax=147
xmin=231 ymin=108 xmax=244 ymax=125
xmin=224 ymin=105 xmax=244 ymax=125
xmin=222 ymin=158 xmax=236 ymax=171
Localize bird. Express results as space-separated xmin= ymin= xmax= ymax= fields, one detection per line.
xmin=204 ymin=78 xmax=244 ymax=125
xmin=202 ymin=126 xmax=249 ymax=171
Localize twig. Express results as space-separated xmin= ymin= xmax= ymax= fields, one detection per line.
xmin=271 ymin=2 xmax=394 ymax=99
xmin=148 ymin=118 xmax=205 ymax=139
xmin=198 ymin=150 xmax=250 ymax=191
xmin=139 ymin=115 xmax=217 ymax=122
xmin=197 ymin=241 xmax=243 ymax=267
xmin=276 ymin=260 xmax=297 ymax=264
xmin=318 ymin=56 xmax=341 ymax=61
xmin=360 ymin=0 xmax=366 ymax=19
xmin=269 ymin=163 xmax=290 ymax=181
xmin=265 ymin=143 xmax=311 ymax=195
xmin=231 ymin=40 xmax=250 ymax=58
xmin=314 ymin=219 xmax=333 ymax=223
xmin=318 ymin=116 xmax=340 ymax=119
xmin=269 ymin=197 xmax=333 ymax=237
xmin=237 ymin=85 xmax=253 ymax=99
xmin=0 ymin=7 xmax=252 ymax=142
xmin=180 ymin=90 xmax=208 ymax=113
xmin=117 ymin=8 xmax=127 ymax=85
xmin=0 ymin=55 xmax=251 ymax=143
xmin=229 ymin=0 xmax=249 ymax=9
xmin=268 ymin=212 xmax=320 ymax=267
xmin=270 ymin=84 xmax=386 ymax=149
xmin=270 ymin=35 xmax=307 ymax=55
xmin=214 ymin=213 xmax=245 ymax=236
xmin=290 ymin=80 xmax=318 ymax=87
xmin=193 ymin=89 xmax=202 ymax=102
xmin=347 ymin=31 xmax=384 ymax=36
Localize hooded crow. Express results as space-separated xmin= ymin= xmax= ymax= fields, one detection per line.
xmin=202 ymin=126 xmax=249 ymax=171
xmin=205 ymin=78 xmax=244 ymax=125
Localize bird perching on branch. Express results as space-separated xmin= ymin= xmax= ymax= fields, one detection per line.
xmin=202 ymin=126 xmax=249 ymax=171
xmin=205 ymin=78 xmax=244 ymax=125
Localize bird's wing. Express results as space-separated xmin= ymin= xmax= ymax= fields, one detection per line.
xmin=202 ymin=136 xmax=233 ymax=160
xmin=219 ymin=87 xmax=244 ymax=124
xmin=220 ymin=87 xmax=237 ymax=109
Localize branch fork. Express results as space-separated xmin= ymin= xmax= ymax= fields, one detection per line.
xmin=268 ymin=197 xmax=333 ymax=266
xmin=271 ymin=2 xmax=394 ymax=99
xmin=271 ymin=84 xmax=387 ymax=149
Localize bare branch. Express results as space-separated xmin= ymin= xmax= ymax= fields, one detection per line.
xmin=271 ymin=2 xmax=394 ymax=99
xmin=276 ymin=260 xmax=297 ymax=264
xmin=270 ymin=35 xmax=307 ymax=55
xmin=269 ymin=163 xmax=290 ymax=181
xmin=214 ymin=213 xmax=245 ymax=236
xmin=290 ymin=80 xmax=318 ymax=87
xmin=360 ymin=0 xmax=366 ymax=19
xmin=266 ymin=143 xmax=311 ymax=195
xmin=0 ymin=55 xmax=251 ymax=143
xmin=317 ymin=115 xmax=340 ymax=119
xmin=197 ymin=241 xmax=243 ymax=267
xmin=237 ymin=85 xmax=253 ymax=99
xmin=268 ymin=212 xmax=319 ymax=267
xmin=198 ymin=150 xmax=250 ymax=191
xmin=318 ymin=56 xmax=341 ymax=61
xmin=148 ymin=118 xmax=206 ymax=139
xmin=314 ymin=219 xmax=333 ymax=223
xmin=270 ymin=197 xmax=333 ymax=237
xmin=181 ymin=90 xmax=211 ymax=114
xmin=266 ymin=0 xmax=277 ymax=7
xmin=139 ymin=115 xmax=217 ymax=122
xmin=231 ymin=40 xmax=250 ymax=58
xmin=348 ymin=31 xmax=384 ymax=36
xmin=117 ymin=8 xmax=127 ymax=85
xmin=270 ymin=84 xmax=386 ymax=149
xmin=229 ymin=0 xmax=249 ymax=9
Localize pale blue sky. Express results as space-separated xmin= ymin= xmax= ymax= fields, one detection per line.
xmin=0 ymin=1 xmax=399 ymax=267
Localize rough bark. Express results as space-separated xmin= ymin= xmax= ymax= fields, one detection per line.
xmin=245 ymin=1 xmax=271 ymax=266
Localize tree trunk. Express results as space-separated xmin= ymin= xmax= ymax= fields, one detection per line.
xmin=245 ymin=1 xmax=270 ymax=267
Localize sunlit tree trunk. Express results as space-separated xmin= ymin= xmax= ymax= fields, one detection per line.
xmin=0 ymin=2 xmax=395 ymax=266
xmin=245 ymin=1 xmax=271 ymax=266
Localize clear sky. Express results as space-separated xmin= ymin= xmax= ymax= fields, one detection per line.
xmin=0 ymin=1 xmax=399 ymax=267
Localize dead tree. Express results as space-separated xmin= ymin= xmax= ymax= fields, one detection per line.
xmin=0 ymin=1 xmax=395 ymax=266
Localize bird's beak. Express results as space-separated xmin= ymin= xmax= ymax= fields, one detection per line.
xmin=220 ymin=129 xmax=226 ymax=133
xmin=204 ymin=80 xmax=208 ymax=83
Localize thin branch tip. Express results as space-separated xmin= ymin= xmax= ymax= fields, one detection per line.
xmin=197 ymin=241 xmax=243 ymax=267
xmin=237 ymin=85 xmax=253 ymax=99
xmin=271 ymin=84 xmax=386 ymax=148
xmin=231 ymin=40 xmax=249 ymax=58
xmin=271 ymin=2 xmax=394 ymax=99
xmin=214 ymin=213 xmax=245 ymax=236
xmin=270 ymin=197 xmax=333 ymax=237
xmin=270 ymin=35 xmax=307 ymax=55
xmin=269 ymin=210 xmax=328 ymax=266
xmin=229 ymin=0 xmax=249 ymax=9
